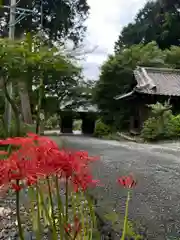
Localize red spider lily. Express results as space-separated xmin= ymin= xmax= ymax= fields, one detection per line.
xmin=0 ymin=133 xmax=99 ymax=193
xmin=117 ymin=175 xmax=137 ymax=188
xmin=64 ymin=223 xmax=72 ymax=234
xmin=64 ymin=216 xmax=82 ymax=239
xmin=73 ymin=216 xmax=82 ymax=238
xmin=12 ymin=183 xmax=22 ymax=192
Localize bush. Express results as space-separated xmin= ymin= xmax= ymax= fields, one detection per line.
xmin=45 ymin=114 xmax=59 ymax=130
xmin=170 ymin=115 xmax=180 ymax=136
xmin=141 ymin=117 xmax=161 ymax=141
xmin=73 ymin=120 xmax=82 ymax=131
xmin=94 ymin=119 xmax=111 ymax=138
xmin=141 ymin=102 xmax=180 ymax=141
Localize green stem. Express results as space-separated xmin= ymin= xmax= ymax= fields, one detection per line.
xmin=78 ymin=191 xmax=85 ymax=239
xmin=65 ymin=177 xmax=69 ymax=222
xmin=16 ymin=180 xmax=24 ymax=240
xmin=121 ymin=191 xmax=130 ymax=240
xmin=38 ymin=186 xmax=57 ymax=240
xmin=86 ymin=194 xmax=96 ymax=228
xmin=86 ymin=193 xmax=96 ymax=240
xmin=55 ymin=176 xmax=64 ymax=239
xmin=36 ymin=189 xmax=41 ymax=240
xmin=46 ymin=177 xmax=57 ymax=232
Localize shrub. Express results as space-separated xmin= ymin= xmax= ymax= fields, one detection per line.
xmin=141 ymin=102 xmax=180 ymax=141
xmin=45 ymin=114 xmax=59 ymax=130
xmin=94 ymin=119 xmax=111 ymax=138
xmin=170 ymin=115 xmax=180 ymax=136
xmin=141 ymin=117 xmax=161 ymax=141
xmin=73 ymin=120 xmax=82 ymax=131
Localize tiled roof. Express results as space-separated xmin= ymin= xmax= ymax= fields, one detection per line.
xmin=134 ymin=67 xmax=180 ymax=96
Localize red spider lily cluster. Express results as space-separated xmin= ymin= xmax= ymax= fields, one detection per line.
xmin=117 ymin=175 xmax=137 ymax=188
xmin=0 ymin=133 xmax=99 ymax=192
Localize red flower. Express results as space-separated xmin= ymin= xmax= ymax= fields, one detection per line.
xmin=64 ymin=216 xmax=81 ymax=238
xmin=117 ymin=175 xmax=137 ymax=188
xmin=64 ymin=223 xmax=72 ymax=234
xmin=0 ymin=133 xmax=99 ymax=193
xmin=74 ymin=216 xmax=81 ymax=234
xmin=11 ymin=183 xmax=22 ymax=192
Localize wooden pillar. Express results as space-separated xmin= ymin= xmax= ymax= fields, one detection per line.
xmin=82 ymin=113 xmax=96 ymax=135
xmin=60 ymin=111 xmax=73 ymax=133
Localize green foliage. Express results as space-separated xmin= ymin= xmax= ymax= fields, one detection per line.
xmin=0 ymin=117 xmax=35 ymax=139
xmin=165 ymin=46 xmax=180 ymax=69
xmin=114 ymin=0 xmax=180 ymax=52
xmin=94 ymin=119 xmax=111 ymax=138
xmin=141 ymin=117 xmax=162 ymax=141
xmin=93 ymin=42 xmax=166 ymax=129
xmin=45 ymin=115 xmax=59 ymax=130
xmin=141 ymin=102 xmax=180 ymax=141
xmin=94 ymin=38 xmax=180 ymax=131
xmin=0 ymin=38 xmax=79 ymax=81
xmin=73 ymin=120 xmax=82 ymax=131
xmin=0 ymin=37 xmax=82 ymax=137
xmin=1 ymin=0 xmax=89 ymax=45
xmin=9 ymin=121 xmax=36 ymax=138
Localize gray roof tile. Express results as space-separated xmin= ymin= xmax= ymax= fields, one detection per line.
xmin=134 ymin=67 xmax=180 ymax=96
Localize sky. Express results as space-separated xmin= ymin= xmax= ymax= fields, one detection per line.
xmin=82 ymin=0 xmax=148 ymax=80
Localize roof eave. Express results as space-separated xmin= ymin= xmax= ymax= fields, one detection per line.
xmin=114 ymin=90 xmax=135 ymax=100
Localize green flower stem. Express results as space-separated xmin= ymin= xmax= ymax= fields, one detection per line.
xmin=46 ymin=177 xmax=57 ymax=232
xmin=86 ymin=194 xmax=96 ymax=228
xmin=38 ymin=186 xmax=57 ymax=240
xmin=86 ymin=194 xmax=96 ymax=240
xmin=121 ymin=191 xmax=130 ymax=240
xmin=55 ymin=176 xmax=64 ymax=240
xmin=79 ymin=191 xmax=85 ymax=238
xmin=65 ymin=177 xmax=69 ymax=222
xmin=65 ymin=177 xmax=69 ymax=240
xmin=36 ymin=189 xmax=41 ymax=240
xmin=16 ymin=180 xmax=24 ymax=240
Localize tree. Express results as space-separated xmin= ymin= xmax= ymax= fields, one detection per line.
xmin=43 ymin=60 xmax=82 ymax=110
xmin=0 ymin=0 xmax=89 ymax=45
xmin=93 ymin=42 xmax=166 ymax=129
xmin=114 ymin=0 xmax=180 ymax=53
xmin=0 ymin=37 xmax=80 ymax=135
xmin=165 ymin=46 xmax=180 ymax=68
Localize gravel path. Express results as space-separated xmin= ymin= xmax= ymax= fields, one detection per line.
xmin=58 ymin=135 xmax=180 ymax=240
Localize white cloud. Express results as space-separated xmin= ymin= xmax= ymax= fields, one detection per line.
xmin=82 ymin=0 xmax=148 ymax=80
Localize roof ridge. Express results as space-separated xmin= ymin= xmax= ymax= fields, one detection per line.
xmin=137 ymin=66 xmax=180 ymax=72
xmin=141 ymin=67 xmax=156 ymax=90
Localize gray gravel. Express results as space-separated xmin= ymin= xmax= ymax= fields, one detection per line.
xmin=60 ymin=135 xmax=180 ymax=240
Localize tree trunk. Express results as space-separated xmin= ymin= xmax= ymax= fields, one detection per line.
xmin=3 ymin=78 xmax=20 ymax=137
xmin=0 ymin=78 xmax=3 ymax=88
xmin=18 ymin=80 xmax=33 ymax=124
